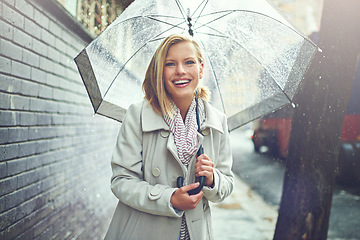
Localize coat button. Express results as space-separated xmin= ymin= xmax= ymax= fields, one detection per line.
xmin=201 ymin=128 xmax=210 ymax=136
xmin=152 ymin=167 xmax=161 ymax=177
xmin=150 ymin=185 xmax=161 ymax=196
xmin=160 ymin=130 xmax=169 ymax=138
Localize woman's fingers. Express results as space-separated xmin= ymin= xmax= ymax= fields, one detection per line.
xmin=195 ymin=155 xmax=213 ymax=175
xmin=170 ymin=183 xmax=203 ymax=210
xmin=181 ymin=182 xmax=200 ymax=192
xmin=170 ymin=154 xmax=214 ymax=211
xmin=196 ymin=154 xmax=214 ymax=167
xmin=195 ymin=154 xmax=214 ymax=186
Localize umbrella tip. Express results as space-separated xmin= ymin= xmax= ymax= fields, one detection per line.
xmin=187 ymin=8 xmax=194 ymax=36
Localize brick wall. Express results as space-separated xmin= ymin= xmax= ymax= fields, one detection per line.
xmin=0 ymin=0 xmax=120 ymax=239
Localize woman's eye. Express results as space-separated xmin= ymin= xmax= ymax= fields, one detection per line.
xmin=165 ymin=62 xmax=175 ymax=67
xmin=186 ymin=60 xmax=195 ymax=65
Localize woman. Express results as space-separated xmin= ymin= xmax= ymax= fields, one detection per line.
xmin=105 ymin=34 xmax=234 ymax=240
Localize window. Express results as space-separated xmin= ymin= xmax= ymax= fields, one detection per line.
xmin=56 ymin=0 xmax=133 ymax=36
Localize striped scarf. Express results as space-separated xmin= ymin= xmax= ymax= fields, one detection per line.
xmin=163 ymin=98 xmax=205 ymax=166
xmin=163 ymin=98 xmax=205 ymax=240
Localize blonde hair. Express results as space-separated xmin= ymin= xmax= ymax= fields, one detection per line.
xmin=142 ymin=33 xmax=210 ymax=116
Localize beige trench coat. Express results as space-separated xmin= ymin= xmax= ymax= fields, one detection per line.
xmin=105 ymin=99 xmax=234 ymax=240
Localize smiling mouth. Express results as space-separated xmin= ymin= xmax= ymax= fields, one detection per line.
xmin=173 ymin=79 xmax=191 ymax=85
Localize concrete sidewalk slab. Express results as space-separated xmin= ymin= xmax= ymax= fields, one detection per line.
xmin=211 ymin=175 xmax=278 ymax=240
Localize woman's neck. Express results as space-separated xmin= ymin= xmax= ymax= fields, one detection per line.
xmin=173 ymin=97 xmax=193 ymax=121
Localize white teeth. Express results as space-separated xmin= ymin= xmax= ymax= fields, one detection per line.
xmin=173 ymin=80 xmax=190 ymax=85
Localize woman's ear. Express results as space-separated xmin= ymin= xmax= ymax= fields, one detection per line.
xmin=199 ymin=62 xmax=204 ymax=79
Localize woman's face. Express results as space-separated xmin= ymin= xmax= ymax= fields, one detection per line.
xmin=163 ymin=41 xmax=204 ymax=105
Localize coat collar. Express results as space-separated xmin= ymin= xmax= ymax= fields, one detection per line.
xmin=141 ymin=100 xmax=170 ymax=132
xmin=141 ymin=100 xmax=224 ymax=134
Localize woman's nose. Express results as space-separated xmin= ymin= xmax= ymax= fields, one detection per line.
xmin=176 ymin=64 xmax=186 ymax=75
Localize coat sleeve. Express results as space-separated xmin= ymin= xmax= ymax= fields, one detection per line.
xmin=110 ymin=102 xmax=182 ymax=218
xmin=202 ymin=112 xmax=234 ymax=203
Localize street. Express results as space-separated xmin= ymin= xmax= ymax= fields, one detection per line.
xmin=230 ymin=128 xmax=360 ymax=240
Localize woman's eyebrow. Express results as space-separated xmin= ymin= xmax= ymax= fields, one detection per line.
xmin=165 ymin=56 xmax=195 ymax=62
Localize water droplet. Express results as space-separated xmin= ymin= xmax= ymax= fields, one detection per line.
xmin=291 ymin=103 xmax=296 ymax=108
xmin=318 ymin=48 xmax=323 ymax=52
xmin=319 ymin=76 xmax=322 ymax=79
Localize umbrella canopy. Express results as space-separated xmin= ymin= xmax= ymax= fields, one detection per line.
xmin=74 ymin=0 xmax=318 ymax=131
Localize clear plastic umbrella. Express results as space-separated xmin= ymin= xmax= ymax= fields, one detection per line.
xmin=74 ymin=0 xmax=318 ymax=131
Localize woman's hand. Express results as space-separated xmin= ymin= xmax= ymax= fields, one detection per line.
xmin=195 ymin=154 xmax=214 ymax=187
xmin=170 ymin=183 xmax=203 ymax=210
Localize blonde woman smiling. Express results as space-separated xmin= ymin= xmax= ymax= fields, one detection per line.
xmin=105 ymin=34 xmax=234 ymax=240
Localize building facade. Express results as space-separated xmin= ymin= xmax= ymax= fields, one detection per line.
xmin=0 ymin=0 xmax=132 ymax=238
xmin=57 ymin=0 xmax=133 ymax=35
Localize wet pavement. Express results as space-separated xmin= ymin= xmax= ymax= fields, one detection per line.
xmin=211 ymin=175 xmax=278 ymax=240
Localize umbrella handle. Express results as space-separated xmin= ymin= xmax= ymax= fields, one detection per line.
xmin=189 ymin=145 xmax=205 ymax=195
xmin=176 ymin=176 xmax=205 ymax=196
xmin=176 ymin=145 xmax=205 ymax=195
xmin=188 ymin=176 xmax=205 ymax=195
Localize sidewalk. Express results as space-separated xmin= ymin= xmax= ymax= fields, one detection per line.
xmin=211 ymin=175 xmax=278 ymax=240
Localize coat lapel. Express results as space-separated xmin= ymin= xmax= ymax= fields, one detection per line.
xmin=140 ymin=101 xmax=181 ymax=165
xmin=141 ymin=101 xmax=169 ymax=132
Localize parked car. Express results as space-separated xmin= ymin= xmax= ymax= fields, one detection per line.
xmin=252 ymin=62 xmax=360 ymax=185
xmin=251 ymin=107 xmax=292 ymax=159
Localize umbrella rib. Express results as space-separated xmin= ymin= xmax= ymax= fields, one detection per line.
xmin=191 ymin=0 xmax=209 ymax=27
xmin=174 ymin=0 xmax=188 ymax=22
xmin=102 ymin=45 xmax=147 ymax=99
xmin=196 ymin=31 xmax=228 ymax=38
xmin=102 ymin=14 xmax=183 ymax=33
xmin=193 ymin=10 xmax=235 ymax=31
xmin=146 ymin=16 xmax=186 ymax=31
xmin=147 ymin=14 xmax=183 ymax=19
